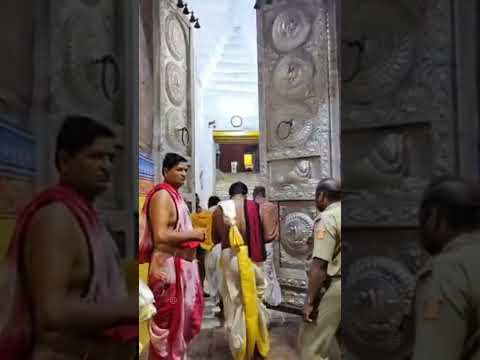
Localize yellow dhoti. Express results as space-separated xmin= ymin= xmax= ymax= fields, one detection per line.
xmin=218 ymin=200 xmax=270 ymax=360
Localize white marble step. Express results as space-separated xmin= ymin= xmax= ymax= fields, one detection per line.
xmin=214 ymin=62 xmax=254 ymax=72
xmin=209 ymin=80 xmax=258 ymax=90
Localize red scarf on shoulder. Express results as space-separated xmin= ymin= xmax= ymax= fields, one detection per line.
xmin=0 ymin=184 xmax=136 ymax=359
xmin=139 ymin=182 xmax=200 ymax=264
xmin=244 ymin=200 xmax=267 ymax=263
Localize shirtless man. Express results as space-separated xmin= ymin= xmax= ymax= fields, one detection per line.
xmin=211 ymin=182 xmax=270 ymax=360
xmin=0 ymin=115 xmax=138 ymax=359
xmin=139 ymin=153 xmax=205 ymax=359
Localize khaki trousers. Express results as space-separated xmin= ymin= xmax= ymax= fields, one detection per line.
xmin=298 ymin=279 xmax=341 ymax=360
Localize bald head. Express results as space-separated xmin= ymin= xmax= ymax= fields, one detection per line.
xmin=419 ymin=176 xmax=480 ymax=254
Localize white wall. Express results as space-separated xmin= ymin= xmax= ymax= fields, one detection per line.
xmin=190 ymin=0 xmax=259 ymax=207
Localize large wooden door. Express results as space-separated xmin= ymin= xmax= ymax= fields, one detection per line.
xmin=153 ymin=0 xmax=195 ymax=204
xmin=257 ymin=0 xmax=340 ymax=311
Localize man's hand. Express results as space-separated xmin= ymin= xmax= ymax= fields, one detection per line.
xmin=304 ymin=258 xmax=327 ymax=324
xmin=303 ymin=301 xmax=314 ymax=323
xmin=190 ymin=229 xmax=206 ymax=242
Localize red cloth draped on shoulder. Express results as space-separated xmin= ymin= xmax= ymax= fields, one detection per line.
xmin=0 ymin=184 xmax=136 ymax=359
xmin=138 ymin=182 xmax=200 ymax=264
xmin=244 ymin=199 xmax=267 ymax=263
xmin=139 ymin=182 xmax=204 ymax=359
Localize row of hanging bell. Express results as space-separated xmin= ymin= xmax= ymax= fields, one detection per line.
xmin=176 ymin=0 xmax=200 ymax=28
xmin=254 ymin=0 xmax=273 ymax=10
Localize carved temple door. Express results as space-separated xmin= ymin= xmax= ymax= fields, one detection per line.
xmin=153 ymin=0 xmax=195 ymax=205
xmin=257 ymin=0 xmax=340 ymax=311
xmin=340 ymin=1 xmax=476 ymax=359
xmin=34 ymin=0 xmax=137 ymax=258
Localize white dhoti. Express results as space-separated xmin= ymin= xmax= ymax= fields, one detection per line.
xmin=262 ymin=242 xmax=282 ymax=306
xmin=204 ymin=243 xmax=223 ymax=303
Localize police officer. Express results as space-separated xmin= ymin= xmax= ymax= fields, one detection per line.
xmin=298 ymin=178 xmax=341 ymax=360
xmin=413 ymin=176 xmax=480 ymax=360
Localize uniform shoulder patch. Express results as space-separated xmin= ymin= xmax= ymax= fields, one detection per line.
xmin=422 ymin=299 xmax=444 ymax=320
xmin=315 ymin=228 xmax=325 ymax=241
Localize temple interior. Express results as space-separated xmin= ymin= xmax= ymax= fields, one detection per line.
xmin=0 ymin=0 xmax=478 ymax=359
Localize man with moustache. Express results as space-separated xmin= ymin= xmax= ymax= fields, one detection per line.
xmin=0 ymin=115 xmax=138 ymax=359
xmin=139 ymin=152 xmax=205 ymax=360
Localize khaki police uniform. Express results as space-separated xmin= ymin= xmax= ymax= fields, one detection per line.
xmin=298 ymin=201 xmax=341 ymax=360
xmin=413 ymin=231 xmax=480 ymax=360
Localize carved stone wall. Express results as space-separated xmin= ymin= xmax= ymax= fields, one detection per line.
xmin=341 ymin=0 xmax=478 ymax=358
xmin=153 ymin=0 xmax=195 ymax=198
xmin=0 ymin=0 xmax=34 ymax=129
xmin=32 ymin=0 xmax=137 ymax=258
xmin=139 ymin=6 xmax=154 ymax=155
xmin=257 ymin=0 xmax=340 ymax=311
xmin=0 ymin=1 xmax=36 ymax=257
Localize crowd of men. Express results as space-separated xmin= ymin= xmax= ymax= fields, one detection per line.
xmin=139 ymin=151 xmax=343 ymax=360
xmin=140 ymin=151 xmax=480 ymax=360
xmin=0 ymin=116 xmax=478 ymax=360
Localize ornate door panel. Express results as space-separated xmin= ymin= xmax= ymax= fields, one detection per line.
xmin=257 ymin=0 xmax=340 ymax=311
xmin=153 ymin=0 xmax=195 ymax=200
xmin=34 ymin=0 xmax=137 ymax=257
xmin=341 ymin=0 xmax=467 ymax=358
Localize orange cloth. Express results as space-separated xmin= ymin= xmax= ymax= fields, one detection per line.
xmin=191 ymin=211 xmax=214 ymax=251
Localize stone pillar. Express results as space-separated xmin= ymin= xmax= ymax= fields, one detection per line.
xmin=152 ymin=0 xmax=196 ymax=205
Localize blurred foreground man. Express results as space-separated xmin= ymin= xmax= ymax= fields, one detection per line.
xmin=212 ymin=182 xmax=270 ymax=360
xmin=139 ymin=152 xmax=205 ymax=360
xmin=253 ymin=186 xmax=282 ymax=307
xmin=0 ymin=116 xmax=138 ymax=359
xmin=298 ymin=178 xmax=341 ymax=360
xmin=413 ymin=177 xmax=480 ymax=360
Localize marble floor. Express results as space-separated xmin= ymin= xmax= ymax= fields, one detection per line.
xmin=187 ymin=297 xmax=303 ymax=360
